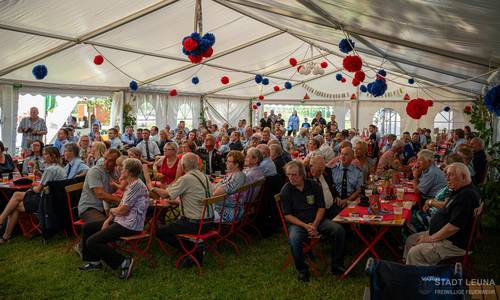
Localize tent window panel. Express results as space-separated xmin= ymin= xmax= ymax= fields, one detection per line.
xmin=373 ymin=108 xmax=401 ymax=137
xmin=177 ymin=103 xmax=193 ymax=130
xmin=344 ymin=109 xmax=351 ymax=129
xmin=137 ymin=102 xmax=156 ymax=128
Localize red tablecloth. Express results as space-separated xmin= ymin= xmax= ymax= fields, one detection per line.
xmin=339 ymin=203 xmax=411 ymax=222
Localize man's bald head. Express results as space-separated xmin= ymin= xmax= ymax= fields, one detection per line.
xmin=309 ymin=154 xmax=326 ymax=178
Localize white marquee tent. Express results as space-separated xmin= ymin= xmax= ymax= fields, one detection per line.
xmin=1 ymin=0 xmax=499 ymax=152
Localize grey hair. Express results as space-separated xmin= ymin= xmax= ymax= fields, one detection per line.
xmin=446 ymin=162 xmax=471 ymax=183
xmin=256 ymin=144 xmax=270 ymax=158
xmin=285 ymin=160 xmax=306 ymax=178
xmin=64 ymin=142 xmax=80 ymax=157
xmin=182 ymin=152 xmax=199 ymax=171
xmin=471 ymin=137 xmax=485 ymax=150
xmin=247 ymin=147 xmax=264 ymax=164
xmin=417 ymin=149 xmax=434 ymax=162
xmin=391 ymin=139 xmax=405 ymax=150
xmin=123 ymin=158 xmax=143 ymax=178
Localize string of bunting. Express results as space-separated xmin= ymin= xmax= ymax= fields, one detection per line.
xmin=301 ymin=83 xmax=404 ymax=99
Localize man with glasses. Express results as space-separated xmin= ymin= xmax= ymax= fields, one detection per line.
xmin=280 ymin=160 xmax=346 ymax=282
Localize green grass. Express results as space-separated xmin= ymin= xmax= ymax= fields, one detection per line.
xmin=1 ymin=226 xmax=499 ymax=299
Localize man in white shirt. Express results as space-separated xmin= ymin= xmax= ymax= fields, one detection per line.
xmin=136 ymin=129 xmax=160 ymax=164
xmin=150 ymin=126 xmax=160 ymax=144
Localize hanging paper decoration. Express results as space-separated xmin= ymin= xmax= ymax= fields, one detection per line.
xmin=169 ymin=89 xmax=177 ymax=96
xmin=408 ymin=78 xmax=415 ymax=84
xmin=273 ymin=85 xmax=280 ymax=92
xmin=262 ymin=78 xmax=269 ymax=85
xmin=426 ymin=100 xmax=434 ymax=107
xmin=352 ymin=78 xmax=360 ymax=87
xmin=350 ymin=93 xmax=357 ymax=100
xmin=320 ymin=61 xmax=328 ymax=69
xmin=258 ymin=95 xmax=264 ymax=100
xmin=406 ymin=98 xmax=431 ymax=119
xmin=335 ymin=74 xmax=343 ymax=81
xmin=93 ymin=55 xmax=104 ymax=65
xmin=377 ymin=69 xmax=387 ymax=77
xmin=464 ymin=106 xmax=472 ymax=114
xmin=256 ymin=101 xmax=262 ymax=106
xmin=289 ymin=57 xmax=298 ymax=66
xmin=302 ymin=83 xmax=402 ymax=99
xmin=220 ymin=76 xmax=229 ymax=85
xmin=341 ymin=77 xmax=346 ymax=83
xmin=444 ymin=106 xmax=451 ymax=112
xmin=403 ymin=93 xmax=410 ymax=100
xmin=191 ymin=76 xmax=199 ymax=85
xmin=354 ymin=71 xmax=365 ymax=82
xmin=367 ymin=79 xmax=387 ymax=97
xmin=255 ymin=74 xmax=263 ymax=84
xmin=32 ymin=65 xmax=48 ymax=80
xmin=252 ymin=104 xmax=258 ymax=110
xmin=339 ymin=38 xmax=355 ymax=54
xmin=484 ymin=85 xmax=500 ymax=116
xmin=284 ymin=81 xmax=292 ymax=89
xmin=182 ymin=32 xmax=216 ymax=64
xmin=129 ymin=80 xmax=138 ymax=91
xmin=303 ymin=93 xmax=310 ymax=100
xmin=360 ymin=85 xmax=368 ymax=93
xmin=342 ymin=55 xmax=362 ymax=72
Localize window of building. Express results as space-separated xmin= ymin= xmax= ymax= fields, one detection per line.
xmin=136 ymin=101 xmax=156 ymax=128
xmin=433 ymin=110 xmax=464 ymax=131
xmin=344 ymin=109 xmax=351 ymax=129
xmin=373 ymin=108 xmax=401 ymax=137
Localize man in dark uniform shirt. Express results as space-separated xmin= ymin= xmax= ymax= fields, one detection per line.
xmin=470 ymin=137 xmax=487 ymax=185
xmin=280 ymin=160 xmax=346 ymax=282
xmin=404 ymin=162 xmax=480 ymax=266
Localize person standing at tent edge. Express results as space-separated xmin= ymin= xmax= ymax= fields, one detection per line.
xmin=17 ymin=107 xmax=47 ymax=155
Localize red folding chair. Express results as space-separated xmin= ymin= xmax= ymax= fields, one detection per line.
xmin=64 ymin=182 xmax=85 ymax=240
xmin=17 ymin=212 xmax=41 ymax=239
xmin=441 ymin=202 xmax=484 ymax=278
xmin=235 ymin=179 xmax=265 ymax=246
xmin=274 ymin=194 xmax=324 ymax=277
xmin=174 ymin=194 xmax=227 ymax=275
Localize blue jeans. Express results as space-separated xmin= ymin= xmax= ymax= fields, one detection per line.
xmin=288 ymin=219 xmax=345 ymax=274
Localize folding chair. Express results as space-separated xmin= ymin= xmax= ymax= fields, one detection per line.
xmin=274 ymin=194 xmax=324 ymax=277
xmin=175 ymin=194 xmax=227 ymax=275
xmin=215 ymin=184 xmax=252 ymax=255
xmin=17 ymin=212 xmax=41 ymax=239
xmin=64 ymin=182 xmax=85 ymax=240
xmin=441 ymin=202 xmax=484 ymax=278
xmin=236 ymin=179 xmax=266 ymax=244
xmin=364 ymin=258 xmax=465 ymax=300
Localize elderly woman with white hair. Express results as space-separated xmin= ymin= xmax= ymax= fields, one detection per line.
xmin=78 ymin=158 xmax=149 ymax=279
xmin=404 ymin=162 xmax=481 ymax=266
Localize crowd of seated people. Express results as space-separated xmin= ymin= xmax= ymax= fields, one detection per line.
xmin=0 ymin=108 xmax=488 ymax=282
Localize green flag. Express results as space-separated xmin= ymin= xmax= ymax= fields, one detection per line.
xmin=44 ymin=95 xmax=56 ymax=113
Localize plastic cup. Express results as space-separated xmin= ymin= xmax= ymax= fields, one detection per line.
xmin=365 ymin=189 xmax=372 ymax=197
xmin=348 ymin=202 xmax=357 ymax=216
xmin=2 ymin=173 xmax=9 ymax=182
xmin=396 ymin=188 xmax=405 ymax=201
xmin=394 ymin=206 xmax=403 ymax=222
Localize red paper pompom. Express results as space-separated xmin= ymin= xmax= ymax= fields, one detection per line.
xmin=354 ymin=71 xmax=365 ymax=82
xmin=403 ymin=93 xmax=410 ymax=100
xmin=169 ymin=89 xmax=177 ymax=96
xmin=292 ymin=151 xmax=299 ymax=157
xmin=341 ymin=77 xmax=346 ymax=83
xmin=297 ymin=66 xmax=302 ymax=72
xmin=183 ymin=38 xmax=198 ymax=52
xmin=352 ymin=78 xmax=360 ymax=86
xmin=188 ymin=55 xmax=203 ymax=64
xmin=406 ymin=98 xmax=430 ymax=119
xmin=202 ymin=47 xmax=213 ymax=58
xmin=258 ymin=95 xmax=264 ymax=100
xmin=320 ymin=61 xmax=328 ymax=69
xmin=221 ymin=76 xmax=229 ymax=85
xmin=273 ymin=85 xmax=280 ymax=92
xmin=426 ymin=100 xmax=434 ymax=107
xmin=252 ymin=104 xmax=258 ymax=109
xmin=342 ymin=55 xmax=363 ymax=72
xmin=464 ymin=106 xmax=472 ymax=114
xmin=93 ymin=55 xmax=104 ymax=65
xmin=289 ymin=58 xmax=298 ymax=66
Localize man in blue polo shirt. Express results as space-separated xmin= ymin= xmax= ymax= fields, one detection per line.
xmin=412 ymin=149 xmax=447 ymax=200
xmin=280 ymin=160 xmax=345 ymax=282
xmin=63 ymin=143 xmax=89 ymax=179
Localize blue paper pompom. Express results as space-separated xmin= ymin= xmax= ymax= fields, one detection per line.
xmin=262 ymin=78 xmax=269 ymax=85
xmin=192 ymin=76 xmax=199 ymax=85
xmin=129 ymin=80 xmax=138 ymax=91
xmin=255 ymin=74 xmax=263 ymax=84
xmin=32 ymin=65 xmax=48 ymax=80
xmin=202 ymin=33 xmax=216 ymax=47
xmin=335 ymin=74 xmax=343 ymax=81
xmin=256 ymin=101 xmax=262 ymax=107
xmin=190 ymin=32 xmax=202 ymax=43
xmin=408 ymin=78 xmax=415 ymax=84
xmin=367 ymin=79 xmax=387 ymax=97
xmin=284 ymin=81 xmax=292 ymax=89
xmin=339 ymin=39 xmax=355 ymax=54
xmin=377 ymin=69 xmax=387 ymax=77
xmin=198 ymin=39 xmax=211 ymax=52
xmin=484 ymin=85 xmax=500 ymax=116
xmin=444 ymin=106 xmax=451 ymax=112
xmin=360 ymin=85 xmax=367 ymax=93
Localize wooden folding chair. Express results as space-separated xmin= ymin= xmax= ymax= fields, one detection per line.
xmin=64 ymin=182 xmax=85 ymax=240
xmin=235 ymin=179 xmax=265 ymax=246
xmin=174 ymin=194 xmax=227 ymax=275
xmin=274 ymin=194 xmax=324 ymax=277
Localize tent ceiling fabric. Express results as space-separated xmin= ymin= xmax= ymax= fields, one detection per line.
xmin=1 ymin=0 xmax=498 ymax=99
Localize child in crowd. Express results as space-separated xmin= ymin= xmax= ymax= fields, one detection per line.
xmin=219 ymin=135 xmax=230 ymax=155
